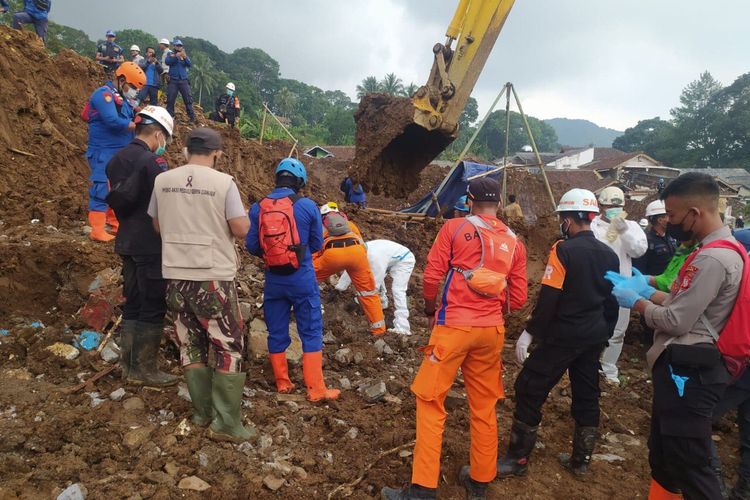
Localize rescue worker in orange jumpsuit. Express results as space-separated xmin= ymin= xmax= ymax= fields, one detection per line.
xmin=382 ymin=177 xmax=528 ymax=500
xmin=313 ymin=203 xmax=386 ymax=335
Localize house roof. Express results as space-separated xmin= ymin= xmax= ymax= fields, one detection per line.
xmin=578 ymin=152 xmax=663 ymax=172
xmin=543 ymin=169 xmax=616 ymax=194
xmin=304 ymin=145 xmax=333 ymax=158
xmin=510 ymin=152 xmax=562 ymax=166
xmin=680 ymin=167 xmax=750 ymax=187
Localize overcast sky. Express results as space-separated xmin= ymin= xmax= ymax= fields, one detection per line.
xmin=52 ymin=0 xmax=749 ymax=131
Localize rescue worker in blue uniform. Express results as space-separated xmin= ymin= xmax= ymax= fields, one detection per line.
xmin=137 ymin=47 xmax=163 ymax=106
xmin=83 ymin=61 xmax=146 ymax=242
xmin=1 ymin=0 xmax=52 ymax=44
xmin=246 ymin=159 xmax=340 ymax=402
xmin=165 ymin=39 xmax=196 ymax=122
xmin=96 ymin=31 xmax=124 ymax=75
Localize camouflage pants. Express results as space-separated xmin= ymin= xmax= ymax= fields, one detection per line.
xmin=166 ymin=280 xmax=245 ymax=372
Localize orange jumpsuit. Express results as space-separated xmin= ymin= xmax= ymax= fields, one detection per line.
xmin=313 ymin=221 xmax=386 ymax=335
xmin=412 ymin=215 xmax=528 ymax=488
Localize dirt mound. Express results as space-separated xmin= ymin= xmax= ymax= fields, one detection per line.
xmin=350 ymin=94 xmax=454 ymax=198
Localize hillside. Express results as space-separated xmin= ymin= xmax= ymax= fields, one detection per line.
xmin=545 ymin=117 xmax=622 ymax=147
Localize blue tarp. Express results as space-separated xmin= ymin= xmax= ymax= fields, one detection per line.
xmin=401 ymin=161 xmax=502 ymax=217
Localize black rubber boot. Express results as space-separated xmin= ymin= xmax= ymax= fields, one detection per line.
xmin=731 ymin=475 xmax=750 ymax=500
xmin=380 ymin=484 xmax=437 ymax=499
xmin=558 ymin=425 xmax=598 ymax=477
xmin=127 ymin=322 xmax=179 ymax=386
xmin=118 ymin=320 xmax=137 ymax=380
xmin=497 ymin=418 xmax=539 ymax=478
xmin=459 ymin=465 xmax=488 ymax=499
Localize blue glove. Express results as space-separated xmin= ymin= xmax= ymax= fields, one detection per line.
xmin=604 ymin=271 xmax=626 ymax=287
xmin=668 ymin=365 xmax=689 ymax=397
xmin=630 ymin=268 xmax=656 ymax=299
xmin=611 ymin=284 xmax=642 ymax=308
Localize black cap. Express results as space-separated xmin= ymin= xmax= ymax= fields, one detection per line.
xmin=468 ymin=177 xmax=500 ymax=203
xmin=186 ymin=127 xmax=222 ymax=151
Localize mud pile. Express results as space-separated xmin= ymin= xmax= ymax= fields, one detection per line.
xmin=350 ymin=94 xmax=454 ymax=198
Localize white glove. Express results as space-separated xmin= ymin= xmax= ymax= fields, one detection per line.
xmin=515 ymin=330 xmax=533 ymax=364
xmin=611 ymin=217 xmax=629 ymax=234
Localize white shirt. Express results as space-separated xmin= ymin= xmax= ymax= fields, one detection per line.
xmin=590 ymin=216 xmax=648 ymax=277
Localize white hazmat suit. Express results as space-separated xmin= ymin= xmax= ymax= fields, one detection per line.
xmin=336 ymin=239 xmax=416 ymax=334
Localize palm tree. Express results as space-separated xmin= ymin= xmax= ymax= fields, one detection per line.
xmin=356 ymin=76 xmax=380 ymax=100
xmin=275 ymin=87 xmax=298 ymax=118
xmin=403 ymin=82 xmax=419 ymax=97
xmin=380 ymin=73 xmax=404 ymax=97
xmin=189 ymin=52 xmax=218 ymax=108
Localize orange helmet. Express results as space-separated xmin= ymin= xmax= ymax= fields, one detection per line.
xmin=115 ymin=61 xmax=147 ymax=89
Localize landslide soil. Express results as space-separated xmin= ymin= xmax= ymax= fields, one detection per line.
xmin=0 ymin=27 xmax=744 ymax=500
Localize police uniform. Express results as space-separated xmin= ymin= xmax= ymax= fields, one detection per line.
xmin=84 ymin=82 xmax=134 ymax=218
xmin=634 ymin=229 xmax=677 ymax=276
xmin=213 ymin=94 xmax=241 ymax=127
xmin=97 ymin=41 xmax=123 ymax=74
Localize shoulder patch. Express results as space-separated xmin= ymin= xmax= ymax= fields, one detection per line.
xmin=678 ymin=264 xmax=699 ymax=291
xmin=155 ymin=156 xmax=168 ymax=171
xmin=103 ymin=93 xmax=113 ymax=103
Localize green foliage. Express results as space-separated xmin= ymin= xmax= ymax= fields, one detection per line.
xmin=475 ymin=110 xmax=558 ymax=158
xmin=189 ymin=52 xmax=220 ymax=108
xmin=380 ymin=73 xmax=404 ymax=96
xmin=460 ymin=97 xmax=479 ymax=128
xmin=46 ymin=22 xmax=96 ymax=56
xmin=109 ymin=29 xmax=158 ymax=57
xmin=356 ymin=76 xmax=380 ymax=99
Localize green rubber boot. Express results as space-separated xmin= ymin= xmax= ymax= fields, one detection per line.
xmin=184 ymin=367 xmax=214 ymax=427
xmin=208 ymin=371 xmax=253 ymax=443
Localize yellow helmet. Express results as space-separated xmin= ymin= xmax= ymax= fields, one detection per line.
xmin=320 ymin=202 xmax=340 ymax=216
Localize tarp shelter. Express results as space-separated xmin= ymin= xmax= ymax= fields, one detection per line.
xmin=402 ymin=161 xmax=503 ymax=217
xmin=304 ymin=146 xmax=334 ymax=159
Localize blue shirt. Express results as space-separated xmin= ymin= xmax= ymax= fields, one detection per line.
xmin=14 ymin=0 xmax=51 ymax=20
xmin=85 ymin=82 xmax=134 ymax=150
xmin=144 ymin=61 xmax=160 ymax=87
xmin=165 ymin=52 xmax=191 ymax=80
xmin=246 ymin=187 xmax=323 ymax=287
xmin=349 ymin=183 xmax=366 ymax=203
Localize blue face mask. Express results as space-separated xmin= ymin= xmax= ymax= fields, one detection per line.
xmin=604 ymin=207 xmax=624 ymax=220
xmin=227 ymin=90 xmax=234 ymax=97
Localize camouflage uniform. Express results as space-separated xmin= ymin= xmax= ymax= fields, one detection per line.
xmin=166 ymin=280 xmax=244 ymax=372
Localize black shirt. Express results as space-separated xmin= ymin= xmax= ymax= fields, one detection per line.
xmin=527 ymin=231 xmax=620 ymax=346
xmin=633 ymin=229 xmax=676 ymax=276
xmin=105 ymin=139 xmax=167 ymax=256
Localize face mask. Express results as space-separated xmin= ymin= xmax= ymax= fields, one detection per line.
xmin=123 ymin=86 xmax=138 ymax=100
xmin=559 ymin=218 xmax=571 ymax=239
xmin=155 ymin=134 xmax=166 ymax=156
xmin=227 ymin=90 xmax=234 ymax=97
xmin=604 ymin=207 xmax=623 ymax=220
xmin=666 ymin=211 xmax=696 ymax=242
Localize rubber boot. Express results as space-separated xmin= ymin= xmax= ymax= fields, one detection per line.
xmin=118 ymin=319 xmax=137 ymax=380
xmin=558 ymin=425 xmax=598 ymax=477
xmin=380 ymin=484 xmax=437 ymax=499
xmin=105 ymin=207 xmax=119 ymax=235
xmin=459 ymin=465 xmax=488 ymax=500
xmin=497 ymin=418 xmax=539 ymax=478
xmin=88 ymin=211 xmax=114 ymax=242
xmin=208 ymin=371 xmax=254 ymax=443
xmin=648 ymin=479 xmax=683 ymax=499
xmin=185 ymin=367 xmax=214 ymax=427
xmin=731 ymin=475 xmax=750 ymax=500
xmin=127 ymin=322 xmax=179 ymax=386
xmin=269 ymin=352 xmax=295 ymax=393
xmin=302 ymin=351 xmax=340 ymax=402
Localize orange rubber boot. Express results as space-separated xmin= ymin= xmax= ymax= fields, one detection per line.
xmin=302 ymin=351 xmax=340 ymax=402
xmin=105 ymin=207 xmax=119 ymax=235
xmin=269 ymin=353 xmax=295 ymax=393
xmin=88 ymin=212 xmax=114 ymax=242
xmin=648 ymin=479 xmax=683 ymax=500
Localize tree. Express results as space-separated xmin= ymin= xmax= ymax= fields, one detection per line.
xmin=46 ymin=22 xmax=96 ymax=56
xmin=356 ymin=76 xmax=380 ymax=99
xmin=613 ymin=117 xmax=686 ymax=166
xmin=379 ymin=73 xmax=404 ymax=96
xmin=275 ymin=87 xmax=298 ymax=118
xmin=226 ymin=47 xmax=280 ymax=105
xmin=112 ymin=29 xmax=158 ymax=58
xmin=459 ymin=96 xmax=479 ymax=128
xmin=323 ymin=107 xmax=355 ymax=145
xmin=670 ymin=71 xmax=724 ymax=166
xmin=189 ymin=52 xmax=219 ymax=107
xmin=403 ymin=82 xmax=419 ymax=97
xmin=476 ymin=110 xmax=558 ymax=158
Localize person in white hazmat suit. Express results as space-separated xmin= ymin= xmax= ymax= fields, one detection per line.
xmin=590 ymin=186 xmax=647 ymax=384
xmin=335 ymin=239 xmax=416 ymax=335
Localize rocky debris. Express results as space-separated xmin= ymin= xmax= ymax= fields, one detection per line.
xmin=122 ymin=397 xmax=145 ymax=412
xmin=100 ymin=341 xmax=119 ymax=363
xmin=353 ymin=352 xmax=365 ymax=364
xmin=176 ymin=382 xmax=192 ymax=402
xmin=45 ymin=343 xmax=79 ymax=360
xmin=604 ymin=433 xmax=641 ymax=447
xmin=178 ymin=476 xmax=211 ymax=492
xmin=56 ymin=483 xmax=87 ymax=500
xmin=144 ymin=471 xmax=173 ymax=485
xmin=86 ymin=392 xmax=106 ymax=408
xmin=263 ymin=475 xmax=285 ymax=491
xmin=322 ymin=332 xmax=337 ymax=344
xmin=444 ymin=390 xmax=466 ymax=410
xmin=363 ymin=381 xmax=387 ymax=403
xmin=374 ymin=338 xmax=394 ymax=355
xmin=593 ymin=453 xmax=626 ymax=463
xmin=123 ymin=426 xmax=154 ymax=451
xmin=346 ymin=427 xmax=359 ymax=439
xmin=339 ymin=377 xmax=352 ymax=390
xmin=163 ymin=462 xmax=179 ymax=477
xmin=335 ymin=348 xmax=354 ymax=365
xmin=239 ymin=302 xmax=253 ymax=321
xmin=247 ymin=319 xmax=303 ymax=362
xmin=109 ymin=388 xmax=126 ymax=401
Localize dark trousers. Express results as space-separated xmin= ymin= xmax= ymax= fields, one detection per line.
xmin=166 ymin=79 xmax=195 ymax=120
xmin=710 ymin=382 xmax=750 ymax=479
xmin=121 ymin=254 xmax=167 ymax=325
xmin=138 ymin=85 xmax=159 ymax=105
xmin=12 ymin=12 xmax=48 ymax=42
xmin=513 ymin=341 xmax=606 ymax=427
xmin=649 ymin=352 xmax=729 ymax=499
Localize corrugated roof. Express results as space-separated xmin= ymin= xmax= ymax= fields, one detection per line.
xmin=681 ymin=167 xmax=750 ymax=187
xmin=544 ymin=170 xmax=616 ymax=193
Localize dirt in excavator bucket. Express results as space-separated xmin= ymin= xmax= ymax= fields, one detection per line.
xmin=350 ymin=93 xmax=455 ymax=198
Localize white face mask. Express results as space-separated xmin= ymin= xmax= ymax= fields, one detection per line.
xmin=123 ymin=86 xmax=138 ymax=100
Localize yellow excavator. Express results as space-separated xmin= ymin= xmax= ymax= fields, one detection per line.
xmin=353 ymin=0 xmax=516 ymax=196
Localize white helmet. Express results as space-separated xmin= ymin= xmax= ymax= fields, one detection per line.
xmin=226 ymin=82 xmax=236 ymax=92
xmin=645 ymin=200 xmax=667 ymax=217
xmin=598 ymin=186 xmax=625 ymax=206
xmin=639 ymin=218 xmax=649 ymax=229
xmin=130 ymin=45 xmax=140 ymax=52
xmin=320 ymin=202 xmax=340 ymax=216
xmin=159 ymin=38 xmax=170 ymax=45
xmin=556 ymin=188 xmax=600 ymax=213
xmin=137 ymin=105 xmax=174 ymax=138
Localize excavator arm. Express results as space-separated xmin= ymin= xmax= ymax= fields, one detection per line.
xmin=352 ymin=0 xmax=516 ymax=197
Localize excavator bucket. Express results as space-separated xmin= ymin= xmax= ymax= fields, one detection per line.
xmin=349 ymin=94 xmax=455 ymax=198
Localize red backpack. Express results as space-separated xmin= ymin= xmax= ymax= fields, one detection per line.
xmin=258 ymin=196 xmax=304 ymax=275
xmin=678 ymin=239 xmax=750 ymax=378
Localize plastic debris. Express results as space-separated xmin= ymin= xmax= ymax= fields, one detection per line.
xmin=109 ymin=388 xmax=126 ymax=401
xmin=0 ymin=329 xmax=9 ymax=336
xmin=74 ymin=330 xmax=101 ymax=351
xmin=87 ymin=392 xmax=106 ymax=408
xmin=56 ymin=483 xmax=88 ymax=500
xmin=100 ymin=341 xmax=119 ymax=363
xmin=30 ymin=321 xmax=44 ymax=329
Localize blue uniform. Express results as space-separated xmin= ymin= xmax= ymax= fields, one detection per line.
xmin=6 ymin=0 xmax=51 ymax=42
xmin=165 ymin=52 xmax=195 ymax=120
xmin=246 ymin=188 xmax=324 ymax=354
xmin=84 ymin=82 xmax=134 ymax=211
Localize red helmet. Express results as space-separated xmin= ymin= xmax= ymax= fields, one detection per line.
xmin=115 ymin=61 xmax=147 ymax=89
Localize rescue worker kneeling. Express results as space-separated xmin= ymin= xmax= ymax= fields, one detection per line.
xmin=382 ymin=177 xmax=528 ymax=500
xmin=499 ymin=189 xmax=619 ymax=479
xmin=313 ymin=203 xmax=386 ymax=335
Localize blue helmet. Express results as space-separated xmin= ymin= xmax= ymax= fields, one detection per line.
xmin=453 ymin=195 xmax=469 ymax=212
xmin=105 ymin=30 xmax=116 ymax=38
xmin=735 ymin=229 xmax=750 ymax=253
xmin=172 ymin=38 xmax=183 ymax=46
xmin=275 ymin=158 xmax=308 ymax=186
